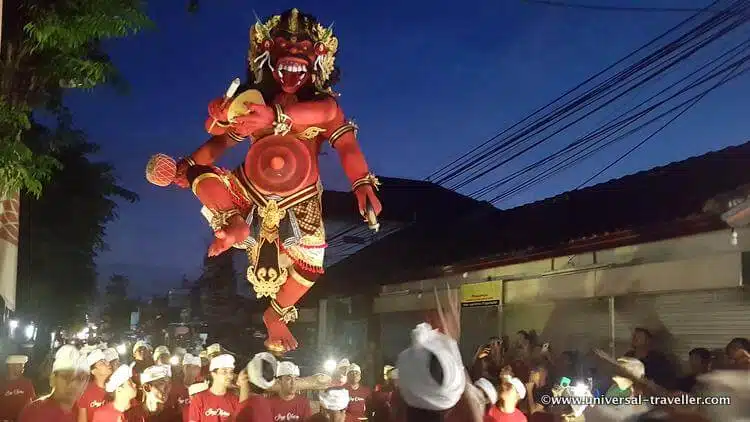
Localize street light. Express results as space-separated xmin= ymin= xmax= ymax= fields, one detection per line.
xmin=8 ymin=319 xmax=18 ymax=337
xmin=24 ymin=324 xmax=34 ymax=340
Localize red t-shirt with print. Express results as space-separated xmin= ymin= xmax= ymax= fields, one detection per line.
xmin=268 ymin=395 xmax=311 ymax=422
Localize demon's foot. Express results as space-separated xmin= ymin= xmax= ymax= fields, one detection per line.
xmin=263 ymin=307 xmax=299 ymax=353
xmin=208 ymin=214 xmax=250 ymax=257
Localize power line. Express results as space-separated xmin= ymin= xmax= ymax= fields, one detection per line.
xmin=470 ymin=37 xmax=750 ymax=199
xmin=426 ymin=0 xmax=724 ymax=184
xmin=486 ymin=59 xmax=750 ymax=204
xmin=523 ymin=0 xmax=723 ymax=13
xmin=448 ymin=2 xmax=745 ymax=192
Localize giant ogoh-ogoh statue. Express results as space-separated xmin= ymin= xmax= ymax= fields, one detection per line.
xmin=145 ymin=8 xmax=383 ymax=354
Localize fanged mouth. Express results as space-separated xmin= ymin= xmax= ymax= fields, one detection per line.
xmin=276 ymin=58 xmax=309 ymax=88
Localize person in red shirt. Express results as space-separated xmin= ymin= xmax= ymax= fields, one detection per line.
xmin=188 ymin=354 xmax=239 ymax=421
xmin=92 ymin=365 xmax=137 ymax=422
xmin=370 ymin=366 xmax=396 ymax=422
xmin=131 ymin=342 xmax=155 ymax=388
xmin=474 ymin=378 xmax=500 ymax=422
xmin=268 ymin=361 xmax=311 ymax=422
xmin=77 ymin=349 xmax=114 ymax=422
xmin=125 ymin=365 xmax=179 ymax=421
xmin=0 ymin=355 xmax=36 ymax=422
xmin=493 ymin=376 xmax=527 ymax=422
xmin=344 ymin=363 xmax=371 ymax=421
xmin=310 ymin=388 xmax=349 ymax=422
xmin=19 ymin=345 xmax=89 ymax=422
xmin=168 ymin=353 xmax=202 ymax=422
xmin=236 ymin=352 xmax=276 ymax=422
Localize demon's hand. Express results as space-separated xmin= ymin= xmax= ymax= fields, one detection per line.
xmin=232 ymin=102 xmax=275 ymax=137
xmin=208 ymin=97 xmax=231 ymax=122
xmin=354 ymin=184 xmax=382 ymax=219
xmin=173 ymin=159 xmax=191 ymax=188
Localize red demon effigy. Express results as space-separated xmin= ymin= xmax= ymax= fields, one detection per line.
xmin=145 ymin=8 xmax=382 ymax=354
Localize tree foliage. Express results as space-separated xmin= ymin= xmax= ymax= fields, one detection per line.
xmin=16 ymin=122 xmax=138 ymax=330
xmin=0 ymin=0 xmax=151 ymax=196
xmin=102 ymin=273 xmax=134 ymax=334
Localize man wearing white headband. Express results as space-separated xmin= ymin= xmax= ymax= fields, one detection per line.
xmin=126 ymin=365 xmax=178 ymax=420
xmin=189 ymin=353 xmax=240 ymax=421
xmin=91 ymin=365 xmax=137 ymax=422
xmin=0 ymin=355 xmax=36 ymax=422
xmin=370 ymin=365 xmax=397 ymax=422
xmin=236 ymin=352 xmax=276 ymax=422
xmin=76 ymin=348 xmax=113 ymax=422
xmin=345 ymin=363 xmax=371 ymax=421
xmin=131 ymin=341 xmax=154 ymax=389
xmin=396 ymin=323 xmax=466 ymax=416
xmin=310 ymin=388 xmax=349 ymax=422
xmin=497 ymin=376 xmax=526 ymax=421
xmin=103 ymin=348 xmax=120 ymax=369
xmin=19 ymin=345 xmax=89 ymax=422
xmin=269 ymin=361 xmax=312 ymax=422
xmin=166 ymin=353 xmax=203 ymax=421
xmin=153 ymin=346 xmax=171 ymax=366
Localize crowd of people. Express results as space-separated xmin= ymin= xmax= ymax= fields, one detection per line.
xmin=0 ymin=290 xmax=749 ymax=421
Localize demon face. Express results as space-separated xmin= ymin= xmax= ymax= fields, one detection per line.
xmin=271 ymin=36 xmax=316 ymax=93
xmin=250 ymin=9 xmax=338 ymax=94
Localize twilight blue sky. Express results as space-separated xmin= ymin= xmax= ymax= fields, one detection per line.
xmin=63 ymin=0 xmax=750 ymax=296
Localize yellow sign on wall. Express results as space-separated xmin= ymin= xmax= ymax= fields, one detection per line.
xmin=460 ymin=280 xmax=502 ymax=308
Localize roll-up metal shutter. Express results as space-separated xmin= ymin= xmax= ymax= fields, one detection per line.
xmin=460 ymin=305 xmax=500 ymax=365
xmin=379 ymin=311 xmax=427 ymax=364
xmin=613 ymin=288 xmax=750 ymax=365
xmin=503 ymin=298 xmax=611 ymax=353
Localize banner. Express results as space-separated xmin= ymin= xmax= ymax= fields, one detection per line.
xmin=460 ymin=280 xmax=501 ymax=308
xmin=0 ymin=192 xmax=19 ymax=311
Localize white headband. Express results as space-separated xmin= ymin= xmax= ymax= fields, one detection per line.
xmin=209 ymin=354 xmax=235 ymax=371
xmin=276 ymin=361 xmax=300 ymax=377
xmin=106 ymin=365 xmax=132 ymax=392
xmin=347 ymin=363 xmax=361 ymax=374
xmin=247 ymin=352 xmax=278 ymax=390
xmin=475 ymin=378 xmax=498 ymax=405
xmin=396 ymin=323 xmax=466 ymax=411
xmin=103 ymin=348 xmax=119 ymax=362
xmin=182 ymin=353 xmax=201 ymax=367
xmin=319 ymin=388 xmax=350 ymax=411
xmin=141 ymin=365 xmax=169 ymax=384
xmin=503 ymin=375 xmax=526 ymax=400
xmin=86 ymin=349 xmax=107 ymax=369
xmin=53 ymin=345 xmax=86 ymax=373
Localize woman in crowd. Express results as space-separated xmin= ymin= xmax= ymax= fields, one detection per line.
xmin=78 ymin=348 xmax=113 ymax=422
xmin=311 ymin=388 xmax=349 ymax=422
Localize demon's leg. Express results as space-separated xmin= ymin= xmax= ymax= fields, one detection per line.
xmin=264 ymin=266 xmax=319 ymax=353
xmin=188 ymin=166 xmax=250 ymax=256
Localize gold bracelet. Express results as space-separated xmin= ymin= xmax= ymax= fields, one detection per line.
xmin=328 ymin=121 xmax=358 ymax=148
xmin=351 ymin=173 xmax=381 ymax=191
xmin=273 ymin=104 xmax=292 ymax=136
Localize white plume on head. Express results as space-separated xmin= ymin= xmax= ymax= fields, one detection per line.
xmin=396 ymin=323 xmax=465 ymax=411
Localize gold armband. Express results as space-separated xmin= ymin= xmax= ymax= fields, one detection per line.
xmin=183 ymin=157 xmax=196 ymax=167
xmin=328 ymin=121 xmax=358 ymax=148
xmin=271 ymin=300 xmax=299 ymax=324
xmin=273 ymin=104 xmax=292 ymax=136
xmin=226 ymin=128 xmax=246 ymax=143
xmin=351 ymin=173 xmax=381 ymax=191
xmin=215 ymin=120 xmax=230 ymax=128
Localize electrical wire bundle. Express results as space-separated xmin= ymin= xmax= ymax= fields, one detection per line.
xmin=428 ymin=0 xmax=750 ymax=205
xmin=328 ymin=0 xmax=750 ymax=261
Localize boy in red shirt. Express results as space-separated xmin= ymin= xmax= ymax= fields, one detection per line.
xmin=0 ymin=355 xmax=36 ymax=422
xmin=19 ymin=345 xmax=89 ymax=422
xmin=77 ymin=349 xmax=113 ymax=422
xmin=188 ymin=354 xmax=239 ymax=421
xmin=92 ymin=365 xmax=137 ymax=422
xmin=268 ymin=361 xmax=311 ymax=421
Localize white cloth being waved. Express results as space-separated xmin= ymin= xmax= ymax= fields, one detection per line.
xmin=396 ymin=322 xmax=466 ymax=411
xmin=319 ymin=388 xmax=350 ymax=411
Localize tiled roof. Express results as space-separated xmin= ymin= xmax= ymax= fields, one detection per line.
xmin=322 ymin=176 xmax=494 ymax=223
xmin=315 ymin=141 xmax=750 ymax=297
